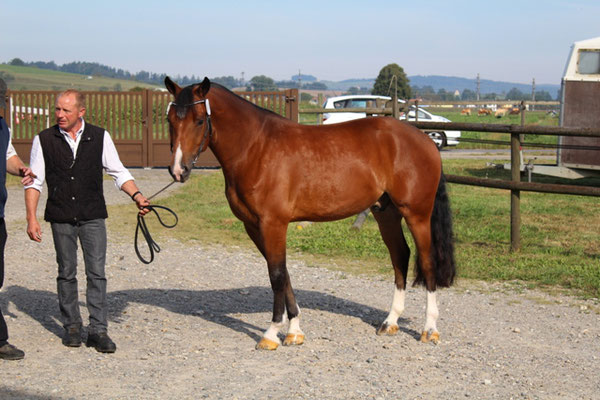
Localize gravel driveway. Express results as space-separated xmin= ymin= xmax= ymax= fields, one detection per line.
xmin=1 ymin=168 xmax=598 ymax=399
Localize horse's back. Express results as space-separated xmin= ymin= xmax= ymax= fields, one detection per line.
xmin=294 ymin=117 xmax=440 ymax=170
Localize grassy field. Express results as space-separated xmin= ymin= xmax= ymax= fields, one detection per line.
xmin=109 ymin=160 xmax=600 ymax=299
xmin=435 ymin=109 xmax=560 ymax=148
xmin=0 ymin=64 xmax=160 ymax=91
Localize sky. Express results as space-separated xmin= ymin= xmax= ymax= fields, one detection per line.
xmin=2 ymin=0 xmax=599 ymax=85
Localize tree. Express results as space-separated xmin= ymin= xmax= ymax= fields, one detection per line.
xmin=9 ymin=58 xmax=25 ymax=66
xmin=303 ymin=82 xmax=327 ymax=90
xmin=506 ymin=87 xmax=525 ymax=100
xmin=212 ymin=76 xmax=241 ymax=89
xmin=372 ymin=63 xmax=411 ymax=99
xmin=534 ymin=90 xmax=554 ymax=101
xmin=461 ymin=89 xmax=477 ymax=101
xmin=247 ymin=75 xmax=277 ymax=91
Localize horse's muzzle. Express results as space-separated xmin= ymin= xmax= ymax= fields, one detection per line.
xmin=168 ymin=164 xmax=191 ymax=183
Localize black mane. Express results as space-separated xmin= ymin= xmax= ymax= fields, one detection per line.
xmin=174 ymin=81 xmax=287 ymax=121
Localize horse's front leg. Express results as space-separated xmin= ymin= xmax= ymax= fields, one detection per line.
xmin=252 ymin=221 xmax=304 ymax=350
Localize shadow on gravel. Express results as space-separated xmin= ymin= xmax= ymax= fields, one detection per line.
xmin=0 ymin=387 xmax=62 ymax=400
xmin=4 ymin=285 xmax=419 ymax=342
xmin=2 ymin=286 xmax=63 ymax=337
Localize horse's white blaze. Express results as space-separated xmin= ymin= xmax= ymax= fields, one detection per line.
xmin=424 ymin=291 xmax=439 ymax=333
xmin=383 ymin=287 xmax=405 ymax=327
xmin=172 ymin=144 xmax=184 ymax=180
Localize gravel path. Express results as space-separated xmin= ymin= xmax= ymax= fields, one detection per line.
xmin=1 ymin=168 xmax=599 ymax=399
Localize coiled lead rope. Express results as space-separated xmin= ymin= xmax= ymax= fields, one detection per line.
xmin=134 ymin=181 xmax=178 ymax=264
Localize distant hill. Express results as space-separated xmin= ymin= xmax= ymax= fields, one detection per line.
xmin=320 ymin=75 xmax=559 ymax=99
xmin=407 ymin=75 xmax=560 ymax=99
xmin=0 ymin=64 xmax=160 ymax=91
xmin=321 ymin=78 xmax=375 ymax=91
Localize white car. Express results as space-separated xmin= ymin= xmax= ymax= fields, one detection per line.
xmin=322 ymin=95 xmax=460 ymax=149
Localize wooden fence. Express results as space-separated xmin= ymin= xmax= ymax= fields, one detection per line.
xmin=1 ymin=88 xmax=299 ymax=167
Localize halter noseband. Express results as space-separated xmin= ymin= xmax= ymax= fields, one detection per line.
xmin=167 ymin=99 xmax=213 ymax=165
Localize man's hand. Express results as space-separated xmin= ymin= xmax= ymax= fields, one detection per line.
xmin=19 ymin=167 xmax=36 ymax=186
xmin=27 ymin=219 xmax=42 ymax=242
xmin=134 ymin=193 xmax=151 ymax=216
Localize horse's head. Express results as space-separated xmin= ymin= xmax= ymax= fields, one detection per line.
xmin=165 ymin=76 xmax=213 ymax=183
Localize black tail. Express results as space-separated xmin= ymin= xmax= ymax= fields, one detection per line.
xmin=414 ymin=173 xmax=456 ymax=288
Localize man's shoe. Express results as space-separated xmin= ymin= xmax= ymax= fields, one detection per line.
xmin=62 ymin=326 xmax=82 ymax=347
xmin=86 ymin=332 xmax=116 ymax=353
xmin=0 ymin=343 xmax=25 ymax=360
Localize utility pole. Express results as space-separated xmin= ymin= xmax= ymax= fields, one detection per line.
xmin=531 ymin=78 xmax=536 ymax=111
xmin=476 ymin=73 xmax=480 ymax=101
xmin=241 ymin=72 xmax=245 ymax=86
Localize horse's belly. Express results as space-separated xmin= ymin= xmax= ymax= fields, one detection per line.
xmin=292 ymin=181 xmax=381 ymax=222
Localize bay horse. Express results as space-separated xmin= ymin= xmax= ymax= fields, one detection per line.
xmin=164 ymin=77 xmax=456 ymax=350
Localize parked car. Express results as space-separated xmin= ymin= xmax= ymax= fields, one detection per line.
xmin=322 ymin=95 xmax=460 ymax=149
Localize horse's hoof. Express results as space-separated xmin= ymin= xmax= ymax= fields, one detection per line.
xmin=420 ymin=331 xmax=440 ymax=344
xmin=256 ymin=337 xmax=279 ymax=350
xmin=283 ymin=333 xmax=305 ymax=346
xmin=376 ymin=323 xmax=399 ymax=336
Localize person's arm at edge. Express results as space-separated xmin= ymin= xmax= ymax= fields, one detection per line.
xmin=25 ymin=188 xmax=42 ymax=242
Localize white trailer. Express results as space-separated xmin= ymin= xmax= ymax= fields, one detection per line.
xmin=501 ymin=36 xmax=600 ymax=180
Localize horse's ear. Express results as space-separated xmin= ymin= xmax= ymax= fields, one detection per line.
xmin=199 ymin=77 xmax=211 ymax=97
xmin=165 ymin=76 xmax=181 ymax=96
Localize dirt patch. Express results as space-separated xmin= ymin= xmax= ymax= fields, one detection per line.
xmin=1 ymin=168 xmax=599 ymax=399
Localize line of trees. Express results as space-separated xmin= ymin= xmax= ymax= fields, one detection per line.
xmin=3 ymin=58 xmax=556 ymax=100
xmin=3 ymin=58 xmax=328 ymax=91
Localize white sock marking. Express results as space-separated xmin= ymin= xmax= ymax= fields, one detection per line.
xmin=384 ymin=287 xmax=405 ymax=326
xmin=424 ymin=291 xmax=439 ymax=333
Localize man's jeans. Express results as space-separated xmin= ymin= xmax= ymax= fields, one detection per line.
xmin=51 ymin=219 xmax=108 ymax=334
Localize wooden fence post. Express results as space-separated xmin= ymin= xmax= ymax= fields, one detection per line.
xmin=285 ymin=89 xmax=299 ymax=122
xmin=510 ymin=132 xmax=521 ymax=251
xmin=141 ymin=89 xmax=151 ymax=167
xmin=510 ymin=101 xmax=526 ymax=251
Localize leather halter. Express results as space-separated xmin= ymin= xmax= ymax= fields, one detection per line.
xmin=167 ymin=99 xmax=212 ymax=165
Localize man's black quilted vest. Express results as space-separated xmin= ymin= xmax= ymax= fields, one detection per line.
xmin=39 ymin=123 xmax=108 ymax=223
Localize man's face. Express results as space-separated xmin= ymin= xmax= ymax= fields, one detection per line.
xmin=55 ymin=93 xmax=85 ymax=132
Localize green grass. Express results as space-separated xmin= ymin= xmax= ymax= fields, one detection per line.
xmin=108 ymin=161 xmax=600 ymax=298
xmin=0 ymin=64 xmax=160 ymax=91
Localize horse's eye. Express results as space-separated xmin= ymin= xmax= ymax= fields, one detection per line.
xmin=197 ymin=119 xmax=204 ymax=126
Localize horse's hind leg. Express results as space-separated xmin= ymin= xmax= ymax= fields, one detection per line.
xmin=371 ymin=198 xmax=410 ymax=336
xmin=404 ymin=215 xmax=440 ymax=344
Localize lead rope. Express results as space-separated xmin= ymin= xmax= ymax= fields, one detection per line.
xmin=134 ymin=181 xmax=179 ymax=264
